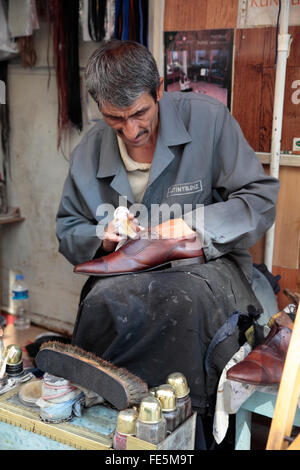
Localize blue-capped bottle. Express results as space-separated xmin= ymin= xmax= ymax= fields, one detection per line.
xmin=12 ymin=274 xmax=30 ymax=330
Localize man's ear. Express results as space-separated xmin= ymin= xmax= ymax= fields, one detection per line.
xmin=156 ymin=77 xmax=164 ymax=102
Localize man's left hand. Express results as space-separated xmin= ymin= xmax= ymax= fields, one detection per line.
xmin=154 ymin=218 xmax=196 ymax=239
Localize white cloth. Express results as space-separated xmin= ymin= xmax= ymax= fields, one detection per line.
xmin=213 ymin=307 xmax=300 ymax=444
xmin=8 ymin=0 xmax=39 ymax=38
xmin=104 ymin=0 xmax=115 ymax=40
xmin=81 ymin=0 xmax=115 ymax=42
xmin=0 ymin=0 xmax=18 ymax=60
xmin=213 ymin=342 xmax=255 ymax=445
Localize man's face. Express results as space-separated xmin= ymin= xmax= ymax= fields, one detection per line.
xmin=100 ymin=80 xmax=164 ymax=149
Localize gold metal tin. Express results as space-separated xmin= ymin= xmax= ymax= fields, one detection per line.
xmin=155 ymin=384 xmax=177 ymax=411
xmin=116 ymin=408 xmax=138 ymax=436
xmin=149 ymin=387 xmax=158 ymax=396
xmin=166 ymin=372 xmax=190 ymax=399
xmin=5 ymin=345 xmax=22 ymax=365
xmin=138 ymin=396 xmax=163 ymax=424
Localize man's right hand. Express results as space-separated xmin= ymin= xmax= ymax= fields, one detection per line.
xmin=102 ymin=213 xmax=144 ymax=252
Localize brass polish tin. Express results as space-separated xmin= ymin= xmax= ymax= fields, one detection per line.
xmin=167 ymin=372 xmax=190 ymax=399
xmin=138 ymin=396 xmax=163 ymax=424
xmin=155 ymin=384 xmax=177 ymax=411
xmin=116 ymin=408 xmax=138 ymax=436
xmin=5 ymin=345 xmax=22 ymax=365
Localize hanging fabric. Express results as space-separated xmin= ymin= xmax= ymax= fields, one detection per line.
xmin=80 ymin=0 xmax=115 ymax=41
xmin=141 ymin=0 xmax=148 ymax=47
xmin=8 ymin=0 xmax=39 ymax=38
xmin=7 ymin=0 xmax=39 ymax=67
xmin=81 ymin=0 xmax=93 ymax=42
xmin=114 ymin=0 xmax=148 ymax=45
xmin=114 ymin=0 xmax=122 ymax=39
xmin=49 ymin=0 xmax=82 ymax=150
xmin=0 ymin=0 xmax=18 ymax=61
xmin=62 ymin=1 xmax=83 ymax=134
xmin=121 ymin=0 xmax=129 ymax=40
xmin=88 ymin=0 xmax=107 ymax=42
xmin=129 ymin=0 xmax=139 ymax=42
xmin=104 ymin=0 xmax=115 ymax=40
xmin=16 ymin=36 xmax=37 ymax=68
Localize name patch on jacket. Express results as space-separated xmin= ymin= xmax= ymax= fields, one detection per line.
xmin=167 ymin=180 xmax=203 ymax=197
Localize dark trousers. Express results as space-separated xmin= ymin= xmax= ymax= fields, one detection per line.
xmin=72 ymin=255 xmax=262 ymax=421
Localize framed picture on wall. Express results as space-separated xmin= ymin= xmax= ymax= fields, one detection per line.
xmin=164 ymin=29 xmax=234 ymax=110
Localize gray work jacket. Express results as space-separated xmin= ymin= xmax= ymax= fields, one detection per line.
xmin=56 ymin=92 xmax=279 ymax=281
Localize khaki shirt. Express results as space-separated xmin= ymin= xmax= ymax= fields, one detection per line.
xmin=117 ymin=135 xmax=151 ymax=204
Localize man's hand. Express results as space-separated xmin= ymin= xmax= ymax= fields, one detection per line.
xmin=102 ymin=212 xmax=144 ymax=252
xmin=154 ymin=218 xmax=196 ymax=239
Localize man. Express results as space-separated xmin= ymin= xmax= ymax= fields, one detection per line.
xmin=56 ymin=40 xmax=279 ymax=445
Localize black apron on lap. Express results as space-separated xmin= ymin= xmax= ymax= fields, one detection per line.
xmin=71 ymin=255 xmax=262 ymax=415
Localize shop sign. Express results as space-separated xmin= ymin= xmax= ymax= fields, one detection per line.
xmin=238 ymin=0 xmax=300 ymax=28
xmin=292 ymin=80 xmax=300 ymax=105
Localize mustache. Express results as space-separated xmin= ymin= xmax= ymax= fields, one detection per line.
xmin=117 ymin=129 xmax=148 ymax=139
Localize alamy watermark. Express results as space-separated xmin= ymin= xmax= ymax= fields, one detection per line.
xmin=95 ymin=196 xmax=205 ymax=246
xmin=0 ymin=80 xmax=5 ymax=104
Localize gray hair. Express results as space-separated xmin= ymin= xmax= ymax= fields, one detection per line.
xmin=85 ymin=40 xmax=161 ymax=109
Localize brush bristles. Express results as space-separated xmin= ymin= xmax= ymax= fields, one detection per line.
xmin=39 ymin=341 xmax=149 ymax=403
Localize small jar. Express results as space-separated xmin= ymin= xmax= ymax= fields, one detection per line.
xmin=155 ymin=384 xmax=180 ymax=433
xmin=167 ymin=372 xmax=192 ymax=424
xmin=113 ymin=408 xmax=138 ymax=450
xmin=136 ymin=396 xmax=167 ymax=445
xmin=5 ymin=344 xmax=24 ymax=378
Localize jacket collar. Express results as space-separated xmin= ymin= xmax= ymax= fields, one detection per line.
xmin=158 ymin=91 xmax=192 ymax=147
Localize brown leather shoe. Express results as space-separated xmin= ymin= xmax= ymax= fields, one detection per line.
xmin=226 ymin=324 xmax=292 ymax=385
xmin=74 ymin=232 xmax=204 ymax=276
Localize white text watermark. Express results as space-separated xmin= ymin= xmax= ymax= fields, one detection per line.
xmin=95 ymin=197 xmax=205 ymax=244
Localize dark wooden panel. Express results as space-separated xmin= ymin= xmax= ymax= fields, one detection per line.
xmin=232 ymin=28 xmax=265 ymax=150
xmin=287 ymin=26 xmax=300 ymax=66
xmin=250 ymin=236 xmax=265 ymax=265
xmin=163 ymin=5 xmax=300 ymax=295
xmin=272 ymin=266 xmax=300 ymax=311
xmin=205 ymin=0 xmax=239 ymax=29
xmin=263 ymin=27 xmax=277 ymax=67
xmin=273 ymin=166 xmax=300 ymax=269
xmin=164 ymin=0 xmax=208 ymax=32
xmin=259 ymin=66 xmax=275 ymax=152
xmin=164 ymin=0 xmax=239 ymax=31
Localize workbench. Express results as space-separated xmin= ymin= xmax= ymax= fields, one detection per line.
xmin=0 ymin=320 xmax=196 ymax=450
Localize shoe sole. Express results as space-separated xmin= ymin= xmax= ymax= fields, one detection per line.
xmin=75 ymin=255 xmax=205 ymax=277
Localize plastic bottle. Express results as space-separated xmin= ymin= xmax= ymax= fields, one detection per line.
xmin=12 ymin=274 xmax=30 ymax=330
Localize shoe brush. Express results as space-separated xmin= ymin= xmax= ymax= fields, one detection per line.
xmin=35 ymin=341 xmax=149 ymax=410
